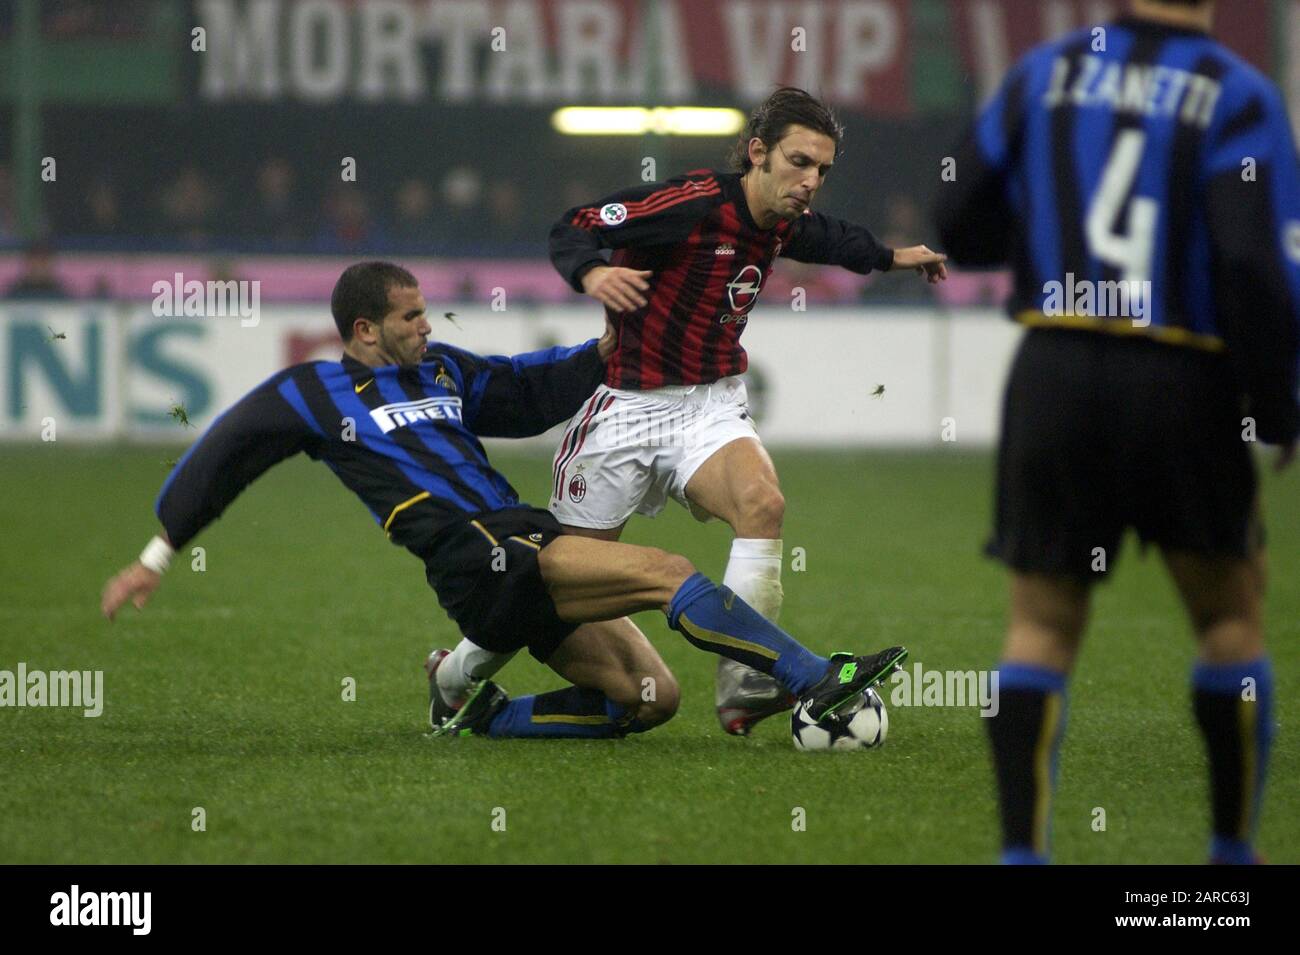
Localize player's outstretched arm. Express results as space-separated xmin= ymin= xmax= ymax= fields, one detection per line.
xmin=449 ymin=335 xmax=611 ymax=439
xmin=782 ymin=211 xmax=946 ymax=282
xmin=102 ymin=373 xmax=316 ymax=620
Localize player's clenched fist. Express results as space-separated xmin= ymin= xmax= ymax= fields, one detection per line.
xmin=101 ymin=562 xmax=161 ymax=621
xmin=580 ymin=265 xmax=653 ymax=313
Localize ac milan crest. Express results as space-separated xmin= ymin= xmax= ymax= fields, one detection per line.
xmin=568 ymin=474 xmax=587 ymax=502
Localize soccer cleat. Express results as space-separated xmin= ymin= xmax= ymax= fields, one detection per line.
xmin=715 ymin=657 xmax=796 ymax=736
xmin=431 ymin=679 xmax=508 ymax=738
xmin=799 ymin=647 xmax=908 ymax=723
xmin=425 ymin=648 xmax=465 ymax=732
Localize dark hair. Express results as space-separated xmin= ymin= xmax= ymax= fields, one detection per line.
xmin=730 ymin=87 xmax=844 ymax=173
xmin=331 ymin=261 xmax=417 ymax=342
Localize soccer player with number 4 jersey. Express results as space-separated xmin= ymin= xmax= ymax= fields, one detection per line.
xmin=937 ymin=0 xmax=1299 ymax=863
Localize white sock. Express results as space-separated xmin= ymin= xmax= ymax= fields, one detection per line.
xmin=722 ymin=537 xmax=784 ymax=622
xmin=437 ymin=639 xmax=516 ymax=706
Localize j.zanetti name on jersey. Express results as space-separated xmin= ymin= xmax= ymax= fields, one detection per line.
xmin=369 ymin=396 xmax=463 ymax=434
xmin=1043 ymin=54 xmax=1221 ymax=129
xmin=50 ymin=886 xmax=151 ymax=935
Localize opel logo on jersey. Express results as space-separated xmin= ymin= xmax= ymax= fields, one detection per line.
xmin=370 ymin=396 xmax=463 ymax=433
xmin=725 ymin=264 xmax=765 ymax=314
xmin=600 ymin=203 xmax=628 ymax=226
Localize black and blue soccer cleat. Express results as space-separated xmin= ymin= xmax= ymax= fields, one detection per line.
xmin=799 ymin=647 xmax=908 ymax=722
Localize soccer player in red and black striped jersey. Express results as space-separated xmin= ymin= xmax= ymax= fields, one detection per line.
xmin=543 ymin=88 xmax=948 ymax=735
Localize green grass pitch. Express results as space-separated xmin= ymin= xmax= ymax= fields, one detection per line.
xmin=1 ymin=445 xmax=1296 ymax=864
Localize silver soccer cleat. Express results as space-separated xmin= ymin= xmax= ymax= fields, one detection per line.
xmin=425 ymin=648 xmax=466 ymax=731
xmin=715 ymin=657 xmax=796 ymax=736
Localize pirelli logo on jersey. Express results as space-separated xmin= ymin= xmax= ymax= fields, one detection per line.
xmin=369 ymin=396 xmax=463 ymax=433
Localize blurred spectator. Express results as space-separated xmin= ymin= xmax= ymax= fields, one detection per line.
xmin=44 ymin=0 xmax=154 ymax=38
xmin=159 ymin=166 xmax=221 ymax=246
xmin=0 ymin=165 xmax=16 ymax=242
xmin=487 ymin=180 xmax=528 ymax=244
xmin=314 ymin=185 xmax=385 ymax=253
xmin=440 ymin=166 xmax=484 ymax=242
xmin=85 ymin=179 xmax=121 ymax=233
xmin=560 ymin=179 xmax=597 ymax=216
xmin=44 ymin=0 xmax=97 ymax=37
xmin=392 ymin=178 xmax=435 ymax=244
xmin=873 ymin=193 xmax=934 ymax=304
xmin=210 ymin=258 xmax=241 ymax=285
xmin=244 ymin=157 xmax=308 ymax=246
xmin=880 ymin=193 xmax=923 ymax=247
xmin=6 ymin=242 xmax=71 ymax=300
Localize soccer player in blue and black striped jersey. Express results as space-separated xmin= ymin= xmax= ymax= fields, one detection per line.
xmin=936 ymin=0 xmax=1299 ymax=863
xmin=100 ymin=261 xmax=907 ymax=740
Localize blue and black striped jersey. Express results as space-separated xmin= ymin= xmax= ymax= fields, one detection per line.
xmin=937 ymin=14 xmax=1300 ymax=443
xmin=155 ymin=340 xmax=603 ymax=552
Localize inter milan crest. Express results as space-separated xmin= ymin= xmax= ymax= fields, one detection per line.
xmin=434 ymin=364 xmax=457 ymax=392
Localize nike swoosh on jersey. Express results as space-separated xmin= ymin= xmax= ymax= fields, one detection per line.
xmin=355 ymin=379 xmax=374 ymax=394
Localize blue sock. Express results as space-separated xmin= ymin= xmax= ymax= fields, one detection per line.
xmin=1192 ymin=657 xmax=1274 ymax=863
xmin=987 ymin=663 xmax=1068 ymax=865
xmin=667 ymin=573 xmax=828 ymax=695
xmin=487 ymin=686 xmax=643 ymax=739
xmin=1001 ymin=847 xmax=1048 ymax=865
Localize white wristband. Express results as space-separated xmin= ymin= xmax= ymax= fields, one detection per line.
xmin=139 ymin=536 xmax=175 ymax=575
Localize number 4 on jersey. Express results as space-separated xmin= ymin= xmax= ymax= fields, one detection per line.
xmin=1086 ymin=129 xmax=1159 ymax=284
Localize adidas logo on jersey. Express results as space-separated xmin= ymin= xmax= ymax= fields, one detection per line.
xmin=714 ymin=244 xmax=736 ymax=255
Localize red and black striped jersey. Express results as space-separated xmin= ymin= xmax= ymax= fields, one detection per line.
xmin=550 ymin=169 xmax=895 ymax=390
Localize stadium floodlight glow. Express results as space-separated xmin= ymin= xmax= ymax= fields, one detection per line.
xmin=551 ymin=107 xmax=746 ymax=136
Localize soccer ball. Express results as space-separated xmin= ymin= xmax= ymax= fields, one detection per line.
xmin=791 ymin=688 xmax=888 ymax=751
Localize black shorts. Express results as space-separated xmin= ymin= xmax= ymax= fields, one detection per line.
xmin=988 ymin=328 xmax=1261 ymax=579
xmin=419 ymin=507 xmax=576 ymax=662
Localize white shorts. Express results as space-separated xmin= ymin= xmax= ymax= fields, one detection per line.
xmin=549 ymin=377 xmax=760 ymax=529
